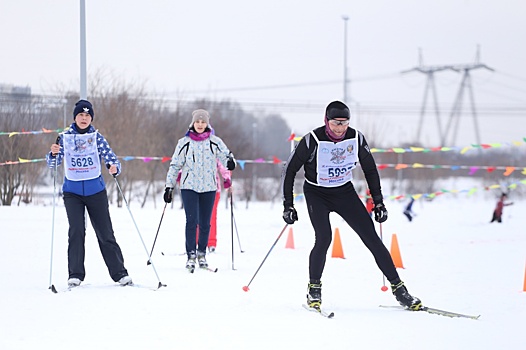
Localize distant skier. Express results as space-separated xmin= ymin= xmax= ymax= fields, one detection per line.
xmin=403 ymin=197 xmax=415 ymax=222
xmin=490 ymin=193 xmax=513 ymax=223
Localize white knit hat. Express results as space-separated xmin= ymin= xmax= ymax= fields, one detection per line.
xmin=190 ymin=109 xmax=210 ymax=127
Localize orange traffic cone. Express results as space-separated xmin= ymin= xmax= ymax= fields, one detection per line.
xmin=523 ymin=262 xmax=526 ymax=292
xmin=390 ymin=234 xmax=404 ymax=268
xmin=285 ymin=227 xmax=295 ymax=249
xmin=331 ymin=228 xmax=345 ymax=259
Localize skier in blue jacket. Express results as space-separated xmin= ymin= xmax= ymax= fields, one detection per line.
xmin=46 ymin=100 xmax=132 ymax=288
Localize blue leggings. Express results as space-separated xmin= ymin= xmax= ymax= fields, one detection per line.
xmin=181 ymin=189 xmax=216 ymax=256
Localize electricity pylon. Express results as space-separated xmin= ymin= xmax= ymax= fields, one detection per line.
xmin=441 ymin=46 xmax=494 ymax=146
xmin=402 ymin=48 xmax=453 ymax=144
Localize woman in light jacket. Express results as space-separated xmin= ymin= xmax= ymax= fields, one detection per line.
xmin=163 ymin=109 xmax=236 ymax=271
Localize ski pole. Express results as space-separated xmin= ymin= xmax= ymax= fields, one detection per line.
xmin=147 ymin=202 xmax=168 ymax=265
xmin=379 ymin=223 xmax=388 ymax=292
xmin=242 ymin=223 xmax=288 ymax=292
xmin=230 ymin=190 xmax=235 ymax=270
xmin=232 ymin=213 xmax=244 ymax=253
xmin=231 ymin=194 xmax=244 ymax=253
xmin=109 ymin=168 xmax=166 ymax=289
xmin=48 ymin=135 xmax=60 ymax=294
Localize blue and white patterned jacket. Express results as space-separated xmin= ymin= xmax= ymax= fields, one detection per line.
xmin=46 ymin=124 xmax=121 ymax=196
xmin=165 ymin=133 xmax=231 ymax=193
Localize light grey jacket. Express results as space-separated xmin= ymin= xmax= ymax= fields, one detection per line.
xmin=165 ymin=134 xmax=231 ymax=193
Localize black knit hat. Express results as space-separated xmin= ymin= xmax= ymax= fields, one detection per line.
xmin=325 ymin=101 xmax=350 ymax=120
xmin=73 ymin=100 xmax=94 ymax=120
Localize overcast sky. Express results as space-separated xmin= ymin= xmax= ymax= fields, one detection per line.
xmin=1 ymin=0 xmax=525 ymax=146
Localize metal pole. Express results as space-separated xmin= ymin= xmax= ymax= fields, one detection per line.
xmin=251 ymin=122 xmax=257 ymax=201
xmin=80 ymin=0 xmax=87 ymax=99
xmin=342 ymin=15 xmax=349 ymax=104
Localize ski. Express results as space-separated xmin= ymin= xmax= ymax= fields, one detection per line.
xmin=60 ymin=282 xmax=161 ymax=292
xmin=119 ymin=283 xmax=164 ymax=291
xmin=379 ymin=305 xmax=480 ymax=320
xmin=161 ymin=251 xmax=187 ymax=256
xmin=187 ymin=266 xmax=217 ymax=273
xmin=201 ymin=266 xmax=218 ymax=273
xmin=302 ymin=304 xmax=335 ymax=318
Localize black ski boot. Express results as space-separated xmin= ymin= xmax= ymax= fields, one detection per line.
xmin=391 ymin=280 xmax=422 ymax=310
xmin=306 ymin=280 xmax=322 ymax=309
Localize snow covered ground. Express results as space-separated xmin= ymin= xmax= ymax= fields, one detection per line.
xmin=0 ymin=191 xmax=524 ymax=349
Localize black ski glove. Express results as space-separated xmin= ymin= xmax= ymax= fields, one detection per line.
xmin=227 ymin=154 xmax=236 ymax=171
xmin=283 ymin=205 xmax=298 ymax=225
xmin=374 ymin=202 xmax=388 ymax=223
xmin=163 ymin=188 xmax=173 ymax=203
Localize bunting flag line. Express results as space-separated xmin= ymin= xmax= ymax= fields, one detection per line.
xmin=0 ymin=128 xmax=66 ymax=137
xmin=375 ymin=163 xmax=526 ymax=176
xmin=289 ymin=134 xmax=526 ymax=154
xmin=1 ymin=127 xmax=524 ymax=155
xmin=3 ymin=160 xmax=524 ymax=201
xmin=353 ymin=178 xmax=526 ymax=202
xmin=2 ymin=155 xmax=525 ymax=177
xmin=0 ymin=158 xmax=46 ymax=166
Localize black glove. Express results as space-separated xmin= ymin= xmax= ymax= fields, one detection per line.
xmin=373 ymin=202 xmax=388 ymax=223
xmin=163 ymin=188 xmax=173 ymax=203
xmin=226 ymin=155 xmax=236 ymax=171
xmin=283 ymin=205 xmax=298 ymax=225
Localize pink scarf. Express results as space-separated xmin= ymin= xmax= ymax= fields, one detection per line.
xmin=187 ymin=129 xmax=211 ymax=141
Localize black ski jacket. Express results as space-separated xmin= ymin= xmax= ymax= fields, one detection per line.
xmin=281 ymin=126 xmax=383 ymax=207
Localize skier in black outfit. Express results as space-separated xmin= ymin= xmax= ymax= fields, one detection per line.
xmin=281 ymin=101 xmax=422 ymax=311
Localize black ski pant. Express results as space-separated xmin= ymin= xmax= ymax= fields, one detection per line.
xmin=63 ymin=190 xmax=128 ymax=282
xmin=303 ymin=182 xmax=400 ymax=283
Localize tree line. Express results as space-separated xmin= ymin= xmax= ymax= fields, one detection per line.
xmin=1 ymin=77 xmax=523 ymax=206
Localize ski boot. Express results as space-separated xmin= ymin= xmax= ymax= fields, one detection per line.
xmin=67 ymin=278 xmax=81 ymax=288
xmin=306 ymin=280 xmax=322 ymax=309
xmin=197 ymin=251 xmax=208 ymax=268
xmin=118 ymin=275 xmax=133 ymax=286
xmin=186 ymin=252 xmax=197 ymax=273
xmin=391 ymin=280 xmax=422 ymax=310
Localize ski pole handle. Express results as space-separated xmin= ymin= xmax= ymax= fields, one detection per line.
xmin=51 ymin=135 xmax=61 ymax=156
